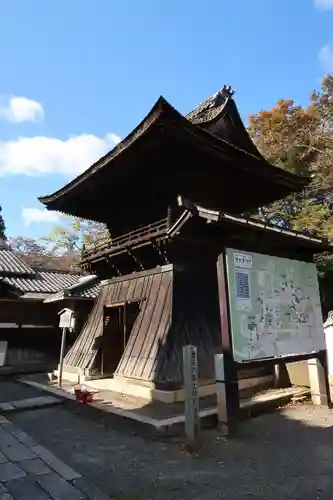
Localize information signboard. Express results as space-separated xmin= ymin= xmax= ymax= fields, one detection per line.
xmin=225 ymin=249 xmax=325 ymax=362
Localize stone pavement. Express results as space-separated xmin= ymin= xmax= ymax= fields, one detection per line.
xmin=0 ymin=396 xmax=61 ymax=413
xmin=0 ymin=414 xmax=111 ymax=500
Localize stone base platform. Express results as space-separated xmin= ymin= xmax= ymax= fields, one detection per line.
xmin=20 ymin=373 xmax=310 ymax=434
xmin=52 ymin=367 xmax=273 ymax=404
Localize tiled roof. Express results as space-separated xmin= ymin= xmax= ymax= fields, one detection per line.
xmin=80 ymin=281 xmax=101 ymax=298
xmin=44 ymin=275 xmax=100 ymax=302
xmin=0 ymin=245 xmax=90 ymax=298
xmin=0 ymin=248 xmax=34 ymax=276
xmin=1 ymin=268 xmax=82 ymax=294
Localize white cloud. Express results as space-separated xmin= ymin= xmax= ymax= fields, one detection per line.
xmin=108 ymin=133 xmax=121 ymax=145
xmin=0 ymin=132 xmax=121 ymax=177
xmin=22 ymin=207 xmax=60 ymax=226
xmin=319 ymin=44 xmax=333 ymax=72
xmin=315 ymin=0 xmax=333 ymax=9
xmin=0 ymin=96 xmax=44 ymax=123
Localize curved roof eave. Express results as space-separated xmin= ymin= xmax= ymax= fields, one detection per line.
xmin=39 ymin=95 xmax=309 ymax=207
xmin=39 ymin=95 xmax=171 ymax=205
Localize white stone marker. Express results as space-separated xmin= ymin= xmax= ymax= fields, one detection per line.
xmin=183 ymin=345 xmax=199 ymax=445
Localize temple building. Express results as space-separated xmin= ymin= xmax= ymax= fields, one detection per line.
xmin=0 ymin=241 xmax=99 ymax=371
xmin=39 ymin=86 xmax=329 ymax=402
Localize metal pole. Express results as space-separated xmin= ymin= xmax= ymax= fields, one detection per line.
xmin=58 ymin=326 xmax=67 ymax=387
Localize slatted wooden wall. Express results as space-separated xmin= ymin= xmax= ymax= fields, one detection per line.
xmin=63 ymin=266 xmax=173 ymax=373
xmin=154 ymin=263 xmax=222 ymax=386
xmin=64 ymin=263 xmax=274 ymax=391
xmin=115 ymin=268 xmax=172 ymax=380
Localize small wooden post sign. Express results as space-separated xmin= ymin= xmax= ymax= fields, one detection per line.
xmin=59 ymin=308 xmax=75 ymax=331
xmin=183 ymin=345 xmax=199 ymax=445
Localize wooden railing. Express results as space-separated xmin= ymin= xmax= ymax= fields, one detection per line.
xmin=83 ymin=218 xmax=168 ymax=260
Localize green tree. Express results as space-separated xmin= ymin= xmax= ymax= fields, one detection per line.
xmin=41 ymin=217 xmax=109 ymax=254
xmin=0 ymin=205 xmax=7 ymax=241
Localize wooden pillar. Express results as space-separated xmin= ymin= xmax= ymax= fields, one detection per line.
xmin=216 ymin=252 xmax=240 ymax=436
xmin=273 ymin=364 xmax=281 ymax=388
xmin=308 ymin=351 xmax=331 ymax=407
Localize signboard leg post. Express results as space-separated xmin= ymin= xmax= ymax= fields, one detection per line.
xmin=308 ymin=352 xmax=331 ymax=407
xmin=183 ymin=345 xmax=199 ymax=448
xmin=216 ymin=253 xmax=240 ymax=436
xmin=215 ymin=353 xmax=232 ymax=435
xmin=58 ymin=327 xmax=67 ymax=388
xmin=0 ymin=341 xmax=8 ymax=367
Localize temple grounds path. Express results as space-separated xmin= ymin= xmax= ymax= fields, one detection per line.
xmin=1 ymin=380 xmax=333 ymax=499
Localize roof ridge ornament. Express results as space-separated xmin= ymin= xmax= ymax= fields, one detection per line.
xmin=186 ymin=84 xmax=235 ymax=121
xmin=220 ymin=84 xmax=235 ymax=99
xmin=210 ymin=84 xmax=235 ymax=109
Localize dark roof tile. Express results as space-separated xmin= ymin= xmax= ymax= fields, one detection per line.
xmin=3 ymin=268 xmax=82 ymax=294
xmin=44 ymin=275 xmax=101 ymax=302
xmin=79 ymin=281 xmax=101 ymax=298
xmin=0 ymin=248 xmax=34 ymax=276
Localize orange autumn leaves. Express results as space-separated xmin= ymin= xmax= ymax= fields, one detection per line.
xmin=247 ymin=75 xmax=333 ymax=277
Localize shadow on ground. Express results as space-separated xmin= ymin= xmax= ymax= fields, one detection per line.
xmin=3 ymin=379 xmax=333 ymax=500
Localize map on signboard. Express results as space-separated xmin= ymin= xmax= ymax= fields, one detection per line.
xmin=225 ymin=249 xmax=325 ymax=362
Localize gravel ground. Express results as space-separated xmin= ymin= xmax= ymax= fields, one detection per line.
xmin=2 ymin=381 xmax=333 ymax=499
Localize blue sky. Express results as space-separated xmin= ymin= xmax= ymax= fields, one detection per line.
xmin=0 ymin=0 xmax=332 ymax=240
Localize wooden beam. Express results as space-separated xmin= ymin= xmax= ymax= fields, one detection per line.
xmin=104 ymin=297 xmax=146 ymax=310
xmin=151 ymin=241 xmax=169 ymax=264
xmin=127 ymin=248 xmax=145 ymax=270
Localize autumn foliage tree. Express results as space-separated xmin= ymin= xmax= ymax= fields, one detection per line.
xmin=248 ymin=76 xmax=333 ymax=237
xmin=248 ymin=74 xmax=333 ymax=313
xmin=9 ymin=217 xmax=108 ymax=272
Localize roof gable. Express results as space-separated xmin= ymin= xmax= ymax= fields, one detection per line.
xmin=187 ymin=85 xmax=265 ymax=160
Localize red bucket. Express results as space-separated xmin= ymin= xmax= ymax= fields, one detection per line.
xmin=74 ymin=388 xmax=83 ymax=402
xmin=82 ymin=392 xmax=93 ymax=404
xmin=74 ymin=388 xmax=94 ymax=404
